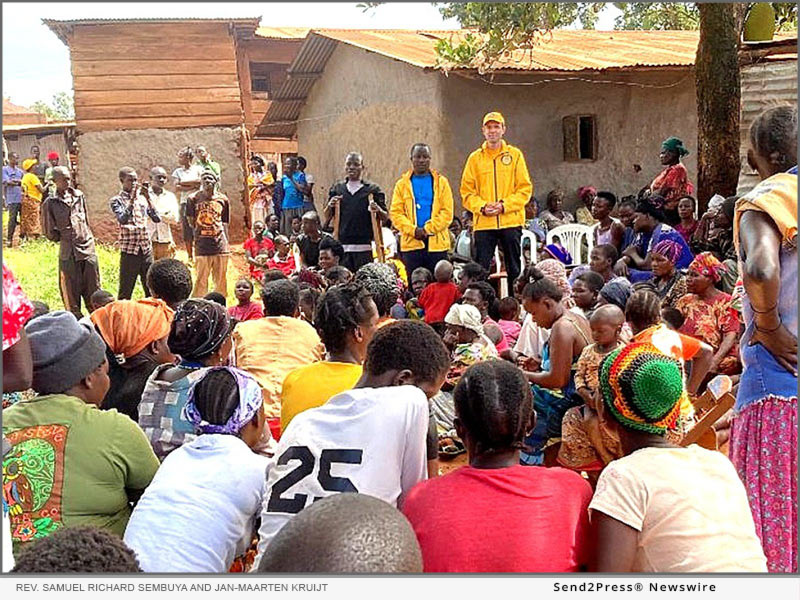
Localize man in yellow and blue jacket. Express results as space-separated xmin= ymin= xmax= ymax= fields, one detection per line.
xmin=460 ymin=112 xmax=533 ymax=284
xmin=390 ymin=143 xmax=454 ymax=274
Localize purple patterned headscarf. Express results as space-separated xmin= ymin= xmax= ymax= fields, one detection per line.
xmin=182 ymin=366 xmax=263 ymax=436
xmin=651 ymin=239 xmax=684 ymax=265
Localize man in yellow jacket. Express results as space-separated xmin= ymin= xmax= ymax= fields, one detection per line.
xmin=389 ymin=143 xmax=454 ymax=274
xmin=460 ymin=112 xmax=533 ymax=285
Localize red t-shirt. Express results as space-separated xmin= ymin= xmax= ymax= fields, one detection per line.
xmin=228 ymin=301 xmax=264 ymax=322
xmin=402 ymin=464 xmax=595 ymax=572
xmin=418 ymin=282 xmax=461 ymax=324
xmin=267 ymin=254 xmax=296 ymax=276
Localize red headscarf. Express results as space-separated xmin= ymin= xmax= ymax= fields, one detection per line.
xmin=688 ymin=252 xmax=727 ymax=283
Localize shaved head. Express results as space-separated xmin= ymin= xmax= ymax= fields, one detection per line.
xmin=258 ymin=494 xmax=423 ymax=573
xmin=590 ymin=303 xmax=625 ymax=327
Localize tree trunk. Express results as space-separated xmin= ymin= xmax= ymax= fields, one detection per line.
xmin=695 ymin=3 xmax=743 ymax=211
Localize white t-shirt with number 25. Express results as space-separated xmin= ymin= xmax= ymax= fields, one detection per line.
xmin=253 ymin=385 xmax=429 ymax=563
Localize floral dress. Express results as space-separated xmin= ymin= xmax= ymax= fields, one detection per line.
xmin=655 ymin=272 xmax=688 ymax=311
xmin=650 ymin=162 xmax=694 ymax=204
xmin=676 ymin=292 xmax=741 ymax=375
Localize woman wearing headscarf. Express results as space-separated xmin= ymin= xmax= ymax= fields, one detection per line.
xmin=124 ymin=367 xmax=268 ymax=573
xmin=729 ymin=105 xmax=797 ymax=573
xmin=139 ymin=299 xmax=235 ymax=460
xmin=615 ymin=194 xmax=693 ymax=283
xmin=650 ymin=136 xmax=695 ymax=207
xmin=649 ymin=239 xmax=688 ymax=310
xmin=442 ymin=304 xmax=498 ymax=388
xmin=675 ymin=253 xmax=740 ymax=376
xmin=91 ymin=298 xmax=175 ymax=421
xmin=19 ymin=158 xmax=44 ymax=240
xmin=4 ymin=312 xmax=159 ymax=556
xmin=575 ymin=186 xmax=597 ymax=226
xmin=535 ymin=258 xmax=575 ymax=310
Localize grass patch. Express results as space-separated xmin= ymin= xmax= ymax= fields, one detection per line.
xmin=3 ymin=210 xmax=245 ymax=313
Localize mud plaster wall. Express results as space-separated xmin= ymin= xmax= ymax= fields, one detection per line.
xmin=296 ymin=43 xmax=447 ymax=211
xmin=76 ymin=126 xmax=247 ymax=244
xmin=442 ymin=69 xmax=698 ymax=212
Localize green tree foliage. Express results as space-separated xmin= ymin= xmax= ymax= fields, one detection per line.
xmin=614 ymin=3 xmax=796 ymax=31
xmin=31 ymin=92 xmax=75 ymax=122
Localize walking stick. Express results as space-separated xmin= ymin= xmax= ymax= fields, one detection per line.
xmin=371 ymin=204 xmax=385 ymax=263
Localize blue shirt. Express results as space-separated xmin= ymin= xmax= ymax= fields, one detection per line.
xmin=411 ymin=173 xmax=434 ymax=227
xmin=282 ymin=172 xmax=306 ymax=210
xmin=2 ymin=165 xmax=24 ymax=205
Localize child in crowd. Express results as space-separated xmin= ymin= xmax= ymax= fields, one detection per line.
xmin=12 ymin=526 xmax=142 ymax=573
xmin=325 ymin=265 xmax=352 ymax=287
xmin=405 ymin=267 xmax=433 ymax=321
xmin=204 ymin=291 xmax=227 ymax=307
xmin=418 ymin=260 xmax=461 ymax=328
xmin=125 ymin=367 xmax=269 ymax=573
xmin=403 ymin=361 xmax=594 ymax=572
xmin=229 ymin=278 xmax=263 ymax=322
xmin=267 ymin=235 xmax=297 ymax=276
xmin=661 ymin=306 xmax=685 ymax=331
xmin=258 ymin=494 xmax=422 ymax=573
xmin=497 ymin=296 xmax=522 ymax=347
xmin=557 ymin=304 xmax=626 ymax=473
xmin=591 ymin=343 xmax=767 ymax=572
xmin=146 ymin=258 xmax=192 ymax=311
xmin=90 ymin=289 xmax=115 ymax=312
xmin=253 ymin=320 xmax=451 ymax=564
xmin=572 ymin=271 xmax=604 ymax=319
xmin=290 ymin=215 xmax=303 ymax=243
xmin=298 ymin=285 xmax=320 ymax=325
xmin=140 ymin=299 xmax=234 ymax=461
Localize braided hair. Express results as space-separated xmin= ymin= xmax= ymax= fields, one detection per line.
xmin=314 ymin=283 xmax=375 ymax=354
xmin=355 ymin=263 xmax=399 ymax=317
xmin=521 ymin=267 xmax=563 ymax=303
xmin=168 ymin=299 xmax=232 ymax=360
xmin=191 ymin=368 xmax=240 ymax=426
xmin=625 ymin=289 xmax=661 ymax=334
xmin=454 ymin=361 xmax=532 ymax=455
xmin=749 ymin=105 xmax=797 ymax=173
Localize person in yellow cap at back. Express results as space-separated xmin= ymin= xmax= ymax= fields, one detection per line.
xmin=460 ymin=112 xmax=533 ymax=285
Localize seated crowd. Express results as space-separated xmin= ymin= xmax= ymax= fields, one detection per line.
xmin=1 ymin=107 xmax=796 ymax=575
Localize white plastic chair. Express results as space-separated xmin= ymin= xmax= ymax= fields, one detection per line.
xmin=546 ymin=224 xmax=593 ymax=266
xmin=491 ymin=247 xmax=509 ymax=298
xmin=520 ymin=229 xmax=538 ymax=273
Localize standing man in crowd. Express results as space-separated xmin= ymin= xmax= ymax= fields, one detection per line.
xmin=44 ymin=152 xmax=60 ymax=197
xmin=110 ymin=167 xmax=160 ymax=299
xmin=298 ymin=156 xmax=315 ymax=213
xmin=325 ymin=152 xmax=387 ymax=272
xmin=390 ymin=142 xmax=454 ymax=275
xmin=280 ymin=156 xmax=307 ymax=236
xmin=2 ymin=151 xmax=23 ymax=247
xmin=173 ymin=146 xmax=203 ymax=263
xmin=29 ymin=145 xmax=48 ymax=181
xmin=147 ymin=166 xmax=180 ymax=261
xmin=41 ymin=166 xmax=100 ymax=317
xmin=460 ymin=112 xmax=533 ymax=285
xmin=186 ymin=169 xmax=230 ymax=298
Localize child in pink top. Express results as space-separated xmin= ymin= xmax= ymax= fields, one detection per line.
xmin=497 ymin=296 xmax=522 ymax=347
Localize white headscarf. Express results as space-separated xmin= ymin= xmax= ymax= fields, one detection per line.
xmin=444 ymin=304 xmax=483 ymax=335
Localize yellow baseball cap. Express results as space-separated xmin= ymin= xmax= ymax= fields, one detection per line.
xmin=482 ymin=111 xmax=505 ymax=126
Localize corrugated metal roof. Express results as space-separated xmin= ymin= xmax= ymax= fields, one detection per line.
xmin=254 ymin=27 xmax=310 ymax=39
xmin=3 ymin=98 xmax=37 ymax=115
xmin=259 ymin=27 xmax=796 ymax=138
xmin=737 ymin=60 xmax=798 ymax=197
xmin=43 ymin=17 xmax=262 ymax=45
xmin=3 ymin=122 xmax=76 ymax=133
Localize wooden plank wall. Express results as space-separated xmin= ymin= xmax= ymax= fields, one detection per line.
xmin=70 ymin=22 xmax=244 ymax=131
xmin=237 ymin=38 xmax=302 ymax=136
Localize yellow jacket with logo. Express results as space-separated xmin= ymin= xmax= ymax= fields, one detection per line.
xmin=460 ymin=140 xmax=533 ymax=231
xmin=389 ymin=169 xmax=454 ymax=253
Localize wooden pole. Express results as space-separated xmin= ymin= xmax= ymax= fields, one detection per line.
xmin=333 ymin=201 xmax=341 ymax=240
xmin=371 ymin=208 xmax=385 ymax=263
